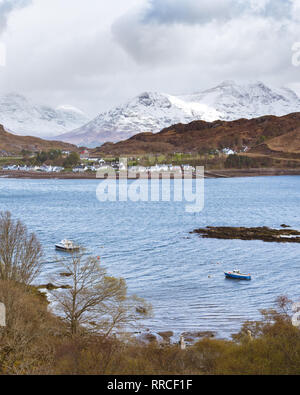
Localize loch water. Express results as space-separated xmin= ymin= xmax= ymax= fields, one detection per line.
xmin=0 ymin=176 xmax=299 ymax=338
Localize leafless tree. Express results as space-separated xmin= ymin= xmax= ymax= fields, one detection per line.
xmin=0 ymin=211 xmax=42 ymax=285
xmin=50 ymin=253 xmax=151 ymax=336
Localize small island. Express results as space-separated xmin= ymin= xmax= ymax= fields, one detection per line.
xmin=192 ymin=226 xmax=300 ymax=243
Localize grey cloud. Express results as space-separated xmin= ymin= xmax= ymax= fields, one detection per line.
xmin=143 ymin=0 xmax=243 ymax=25
xmin=1 ymin=0 xmax=300 ymax=117
xmin=257 ymin=0 xmax=293 ymax=19
xmin=142 ymin=0 xmax=293 ymax=25
xmin=112 ymin=0 xmax=300 ymax=86
xmin=0 ymin=0 xmax=31 ymax=33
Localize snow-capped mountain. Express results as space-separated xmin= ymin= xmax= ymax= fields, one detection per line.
xmin=180 ymin=80 xmax=300 ymax=121
xmin=0 ymin=93 xmax=89 ymax=138
xmin=56 ymin=91 xmax=222 ymax=147
xmin=56 ymin=81 xmax=300 ymax=147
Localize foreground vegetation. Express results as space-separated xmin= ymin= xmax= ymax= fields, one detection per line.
xmin=1 ymin=283 xmax=299 ymax=375
xmin=0 ymin=212 xmax=299 ymax=375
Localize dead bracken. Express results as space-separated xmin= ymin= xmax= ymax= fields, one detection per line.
xmin=192 ymin=226 xmax=300 ymax=243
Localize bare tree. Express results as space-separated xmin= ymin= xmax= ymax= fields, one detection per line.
xmin=50 ymin=253 xmax=151 ymax=336
xmin=0 ymin=212 xmax=42 ymax=285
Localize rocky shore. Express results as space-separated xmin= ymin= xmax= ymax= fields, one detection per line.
xmin=135 ymin=330 xmax=216 ymax=347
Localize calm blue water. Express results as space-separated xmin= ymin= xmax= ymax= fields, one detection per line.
xmin=0 ymin=176 xmax=299 ymax=338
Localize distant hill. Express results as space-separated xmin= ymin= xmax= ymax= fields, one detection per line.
xmin=0 ymin=125 xmax=77 ymax=155
xmin=0 ymin=93 xmax=89 ymax=138
xmin=57 ymin=81 xmax=300 ymax=147
xmin=96 ymin=113 xmax=300 ymax=158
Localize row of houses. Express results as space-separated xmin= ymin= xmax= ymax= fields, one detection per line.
xmin=2 ymin=162 xmax=196 ymax=174
xmin=73 ymin=161 xmax=121 ymax=173
xmin=72 ymin=165 xmax=99 ymax=173
xmin=73 ymin=163 xmax=196 ymax=173
xmin=126 ymin=164 xmax=196 ymax=173
xmin=2 ymin=165 xmax=64 ymax=173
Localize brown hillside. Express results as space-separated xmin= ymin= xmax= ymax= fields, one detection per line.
xmin=0 ymin=125 xmax=77 ymax=154
xmin=264 ymin=129 xmax=300 ymax=153
xmin=96 ymin=113 xmax=300 ymax=157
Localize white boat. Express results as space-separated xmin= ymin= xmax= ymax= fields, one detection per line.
xmin=55 ymin=239 xmax=80 ymax=252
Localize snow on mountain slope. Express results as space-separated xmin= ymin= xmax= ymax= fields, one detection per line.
xmin=180 ymin=81 xmax=300 ymax=121
xmin=0 ymin=93 xmax=89 ymax=138
xmin=56 ymin=91 xmax=223 ymax=147
xmin=57 ymin=81 xmax=300 ymax=147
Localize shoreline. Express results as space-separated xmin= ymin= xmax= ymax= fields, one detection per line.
xmin=1 ymin=168 xmax=300 ymax=180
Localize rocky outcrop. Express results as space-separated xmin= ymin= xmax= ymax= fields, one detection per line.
xmin=192 ymin=226 xmax=300 ymax=243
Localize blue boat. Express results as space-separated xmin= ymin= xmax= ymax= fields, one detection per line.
xmin=224 ymin=270 xmax=251 ymax=281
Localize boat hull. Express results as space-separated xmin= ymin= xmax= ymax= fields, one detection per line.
xmin=225 ymin=272 xmax=251 ymax=281
xmin=55 ymin=245 xmax=80 ymax=252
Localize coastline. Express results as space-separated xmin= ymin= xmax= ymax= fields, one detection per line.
xmin=1 ymin=168 xmax=300 ymax=180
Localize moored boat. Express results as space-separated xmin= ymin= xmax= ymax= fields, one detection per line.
xmin=224 ymin=270 xmax=251 ymax=281
xmin=55 ymin=239 xmax=80 ymax=252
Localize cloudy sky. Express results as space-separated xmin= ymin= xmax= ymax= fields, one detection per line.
xmin=1 ymin=0 xmax=300 ymax=116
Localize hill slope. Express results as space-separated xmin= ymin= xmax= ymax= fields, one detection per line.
xmin=0 ymin=125 xmax=77 ymax=155
xmin=57 ymin=81 xmax=300 ymax=147
xmin=96 ymin=113 xmax=300 ymax=157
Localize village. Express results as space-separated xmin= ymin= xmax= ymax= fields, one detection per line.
xmin=0 ymin=149 xmax=197 ymax=175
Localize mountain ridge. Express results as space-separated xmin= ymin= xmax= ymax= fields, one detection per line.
xmin=95 ymin=112 xmax=300 ymax=157
xmin=57 ymin=81 xmax=300 ymax=147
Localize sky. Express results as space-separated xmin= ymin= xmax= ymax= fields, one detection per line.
xmin=0 ymin=0 xmax=300 ymax=117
